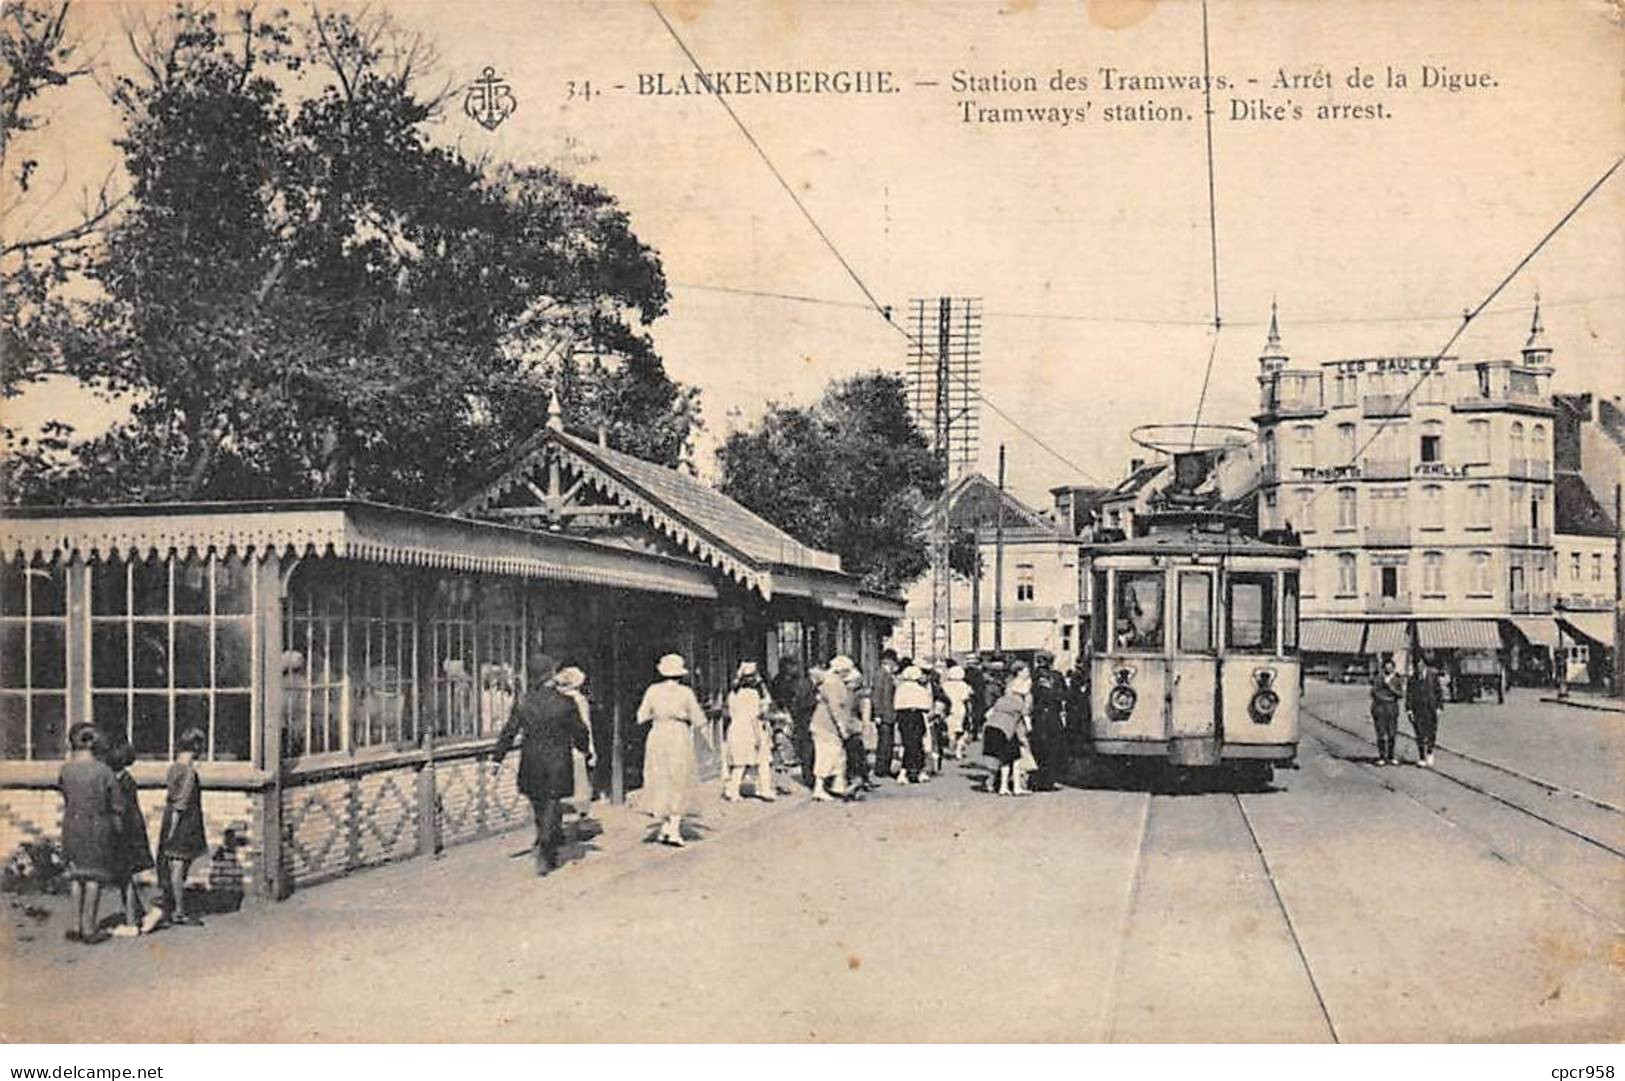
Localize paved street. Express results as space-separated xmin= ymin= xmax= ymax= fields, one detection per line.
xmin=5 ymin=684 xmax=1622 ymax=1043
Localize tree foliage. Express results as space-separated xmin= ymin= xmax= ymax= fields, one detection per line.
xmin=2 ymin=1 xmax=697 ymax=506
xmin=716 ymin=372 xmax=946 ymax=595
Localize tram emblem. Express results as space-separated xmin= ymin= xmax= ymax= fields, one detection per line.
xmin=1249 ymin=666 xmax=1280 ymax=724
xmin=1107 ymin=664 xmax=1138 ymax=721
xmin=464 ymin=66 xmax=518 ymax=131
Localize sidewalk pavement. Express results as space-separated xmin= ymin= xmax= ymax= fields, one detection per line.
xmin=1303 ymin=681 xmax=1623 ymax=804
xmin=1538 ymin=688 xmax=1625 ymax=715
xmin=3 ymin=764 xmax=810 ymax=968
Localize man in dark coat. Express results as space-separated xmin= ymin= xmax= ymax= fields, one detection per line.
xmin=1407 ymin=652 xmax=1446 ymax=768
xmin=1029 ymin=650 xmax=1068 ymax=789
xmin=491 ymin=652 xmax=590 ymax=875
xmin=773 ymin=658 xmax=818 ymax=788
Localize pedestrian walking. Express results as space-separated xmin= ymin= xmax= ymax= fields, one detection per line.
xmin=102 ymin=738 xmax=160 ymax=937
xmin=982 ymin=670 xmax=1032 ymax=796
xmin=723 ymin=661 xmax=777 ymax=802
xmin=892 ymin=664 xmax=932 ymax=785
xmin=57 ymin=723 xmax=122 ymax=944
xmin=842 ymin=664 xmax=876 ymax=792
xmin=872 ymin=651 xmax=898 ymax=779
xmin=491 ymin=652 xmax=591 ymax=873
xmin=810 ymin=656 xmax=856 ymax=801
xmin=553 ymin=666 xmax=597 ymax=833
xmin=774 ymin=658 xmax=818 ymax=789
xmin=1408 ymin=652 xmax=1446 ymax=768
xmin=1029 ymin=651 xmax=1068 ymax=790
xmin=156 ymin=727 xmax=208 ymax=927
xmin=1370 ymin=655 xmax=1404 ymax=766
xmin=634 ymin=653 xmax=712 ymax=845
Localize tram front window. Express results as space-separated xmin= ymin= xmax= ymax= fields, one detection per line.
xmin=1282 ymin=572 xmax=1299 ymax=654
xmin=1178 ymin=571 xmax=1214 ymax=653
xmin=1114 ymin=571 xmax=1164 ymax=651
xmin=1091 ymin=570 xmax=1109 ymax=652
xmin=1227 ymin=573 xmax=1277 ymax=653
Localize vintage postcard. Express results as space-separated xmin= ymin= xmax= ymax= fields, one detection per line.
xmin=1 ymin=0 xmax=1621 ymax=1052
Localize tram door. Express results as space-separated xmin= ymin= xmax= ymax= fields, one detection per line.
xmin=1168 ymin=570 xmax=1219 ymax=764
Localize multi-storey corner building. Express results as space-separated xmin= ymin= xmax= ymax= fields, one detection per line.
xmin=1253 ymin=301 xmax=1562 ymax=667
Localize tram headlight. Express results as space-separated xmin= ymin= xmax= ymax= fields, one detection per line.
xmin=1107 ymin=665 xmax=1138 ymax=721
xmin=1249 ymin=667 xmax=1279 ymax=724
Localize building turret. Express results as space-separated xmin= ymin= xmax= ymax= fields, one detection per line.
xmin=1522 ymin=292 xmax=1552 ymax=367
xmin=1259 ymin=299 xmax=1289 ymax=375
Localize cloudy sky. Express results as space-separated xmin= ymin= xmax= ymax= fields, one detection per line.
xmin=11 ymin=0 xmax=1624 ymax=507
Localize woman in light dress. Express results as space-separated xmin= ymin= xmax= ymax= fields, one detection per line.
xmin=723 ymin=661 xmax=777 ymax=802
xmin=636 ymin=653 xmax=713 ymax=845
xmin=941 ymin=664 xmax=973 ymax=761
xmin=554 ymin=666 xmax=597 ymax=833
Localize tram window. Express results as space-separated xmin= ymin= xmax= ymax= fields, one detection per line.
xmin=1282 ymin=573 xmax=1299 ymax=653
xmin=1091 ymin=571 xmax=1109 ymax=651
xmin=1178 ymin=572 xmax=1214 ymax=654
xmin=1114 ymin=571 xmax=1164 ymax=651
xmin=1227 ymin=573 xmax=1276 ymax=653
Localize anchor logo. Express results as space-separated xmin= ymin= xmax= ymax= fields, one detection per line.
xmin=464 ymin=66 xmax=518 ymax=131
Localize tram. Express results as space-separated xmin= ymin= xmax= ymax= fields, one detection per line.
xmin=1085 ymin=434 xmax=1304 ymax=786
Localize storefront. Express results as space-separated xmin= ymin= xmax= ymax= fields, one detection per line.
xmin=1 ymin=425 xmax=901 ymax=898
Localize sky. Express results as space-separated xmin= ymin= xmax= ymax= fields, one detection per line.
xmin=8 ymin=0 xmax=1624 ymax=508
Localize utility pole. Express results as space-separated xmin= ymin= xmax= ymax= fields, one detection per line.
xmin=995 ymin=443 xmax=1006 ymax=654
xmin=970 ymin=522 xmax=982 ymax=655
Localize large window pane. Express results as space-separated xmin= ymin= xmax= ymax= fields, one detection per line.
xmin=131 ymin=694 xmax=169 ymax=759
xmin=0 ymin=624 xmax=24 ymax=689
xmin=91 ymin=560 xmax=127 ymax=616
xmin=1283 ymin=573 xmax=1300 ymax=653
xmin=1114 ymin=571 xmax=1165 ymax=652
xmin=1178 ymin=572 xmax=1213 ymax=654
xmin=31 ymin=694 xmax=65 ymax=760
xmin=92 ymin=693 xmax=128 ymax=742
xmin=132 ymin=624 xmax=169 ymax=688
xmin=173 ymin=622 xmax=210 ymax=688
xmin=216 ymin=693 xmax=252 ymax=761
xmin=215 ymin=556 xmax=252 ymax=615
xmin=174 ymin=557 xmax=209 ymax=615
xmin=92 ymin=624 xmax=128 ymax=688
xmin=0 ymin=694 xmax=25 ymax=758
xmin=132 ymin=558 xmax=168 ymax=615
xmin=29 ymin=623 xmax=64 ymax=688
xmin=174 ymin=694 xmax=209 ymax=749
xmin=0 ymin=562 xmax=26 ymax=617
xmin=215 ymin=620 xmax=252 ymax=687
xmin=30 ymin=564 xmax=65 ymax=617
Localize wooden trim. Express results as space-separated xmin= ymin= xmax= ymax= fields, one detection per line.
xmin=257 ymin=553 xmax=288 ymax=901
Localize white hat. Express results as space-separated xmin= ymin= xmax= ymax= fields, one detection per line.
xmin=657 ymin=653 xmax=688 ymax=678
xmin=945 ymin=665 xmax=965 ymax=681
xmin=736 ymin=660 xmax=760 ymax=678
xmin=829 ymin=655 xmax=855 ymax=674
xmin=899 ymin=665 xmax=923 ymax=682
xmin=554 ymin=666 xmax=585 ymax=690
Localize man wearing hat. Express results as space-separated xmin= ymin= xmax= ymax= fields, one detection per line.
xmin=892 ymin=663 xmax=933 ymax=784
xmin=1030 ymin=650 xmax=1068 ymax=790
xmin=492 ymin=652 xmax=591 ymax=875
xmin=809 ymin=656 xmax=856 ymax=800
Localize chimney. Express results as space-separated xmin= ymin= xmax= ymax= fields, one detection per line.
xmin=597 ymin=425 xmax=608 ymax=448
xmin=1129 ymin=457 xmax=1146 ymax=476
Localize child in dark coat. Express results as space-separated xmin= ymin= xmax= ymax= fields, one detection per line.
xmin=58 ymin=723 xmax=122 ymax=944
xmin=102 ymin=739 xmax=159 ymax=936
xmin=156 ymin=728 xmax=208 ymax=927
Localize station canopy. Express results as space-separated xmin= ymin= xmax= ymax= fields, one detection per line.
xmin=1416 ymin=619 xmax=1502 ymax=651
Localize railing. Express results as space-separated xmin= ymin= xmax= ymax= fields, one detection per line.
xmin=1509 ymin=524 xmax=1528 ymax=545
xmin=1363 ymin=526 xmax=1412 ymax=547
xmin=1557 ymin=593 xmax=1612 ymax=611
xmin=1509 ymin=458 xmax=1530 ymax=478
xmin=1371 ymin=594 xmax=1412 ymax=613
xmin=1511 ymin=590 xmax=1529 ymax=612
xmin=1362 ymin=458 xmax=1410 ymax=480
xmin=1528 ymin=460 xmax=1552 ymax=480
xmin=1363 ymin=393 xmax=1411 ymax=417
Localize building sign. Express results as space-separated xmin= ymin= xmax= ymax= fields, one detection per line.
xmin=1414 ymin=461 xmax=1476 ymax=478
xmin=1293 ymin=464 xmax=1363 ymax=481
xmin=1325 ymin=357 xmax=1442 ymax=375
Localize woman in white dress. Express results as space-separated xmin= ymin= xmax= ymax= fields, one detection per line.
xmin=723 ymin=661 xmax=777 ymax=802
xmin=553 ymin=667 xmax=596 ymax=832
xmin=636 ymin=653 xmax=713 ymax=845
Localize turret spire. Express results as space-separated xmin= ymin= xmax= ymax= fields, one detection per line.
xmin=1522 ymin=290 xmax=1552 ymax=365
xmin=1258 ymin=297 xmax=1288 ymax=374
xmin=546 ymin=389 xmax=564 ymax=431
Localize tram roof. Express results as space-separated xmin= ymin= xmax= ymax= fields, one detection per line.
xmin=1083 ymin=525 xmax=1302 ymax=560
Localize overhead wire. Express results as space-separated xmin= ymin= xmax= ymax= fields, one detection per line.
xmin=1187 ymin=0 xmax=1224 ymax=449
xmin=650 ymin=2 xmax=1106 ymax=486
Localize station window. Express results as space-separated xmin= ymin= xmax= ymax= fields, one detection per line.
xmin=1113 ymin=571 xmax=1164 ymax=652
xmin=1226 ymin=573 xmax=1276 ymax=653
xmin=0 ymin=559 xmax=68 ymax=760
xmin=1420 ymin=421 xmax=1443 ymax=463
xmin=1177 ymin=572 xmax=1213 ymax=654
xmin=1015 ymin=563 xmax=1035 ymax=603
xmin=1336 ymin=553 xmax=1358 ymax=597
xmin=1336 ymin=487 xmax=1357 ymax=530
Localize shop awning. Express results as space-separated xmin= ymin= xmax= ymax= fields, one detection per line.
xmin=1558 ymin=611 xmax=1617 ymax=648
xmin=1508 ymin=617 xmax=1560 ymax=649
xmin=1301 ymin=619 xmax=1365 ymax=654
xmin=1416 ymin=619 xmax=1501 ymax=651
xmin=1365 ymin=620 xmax=1411 ymax=655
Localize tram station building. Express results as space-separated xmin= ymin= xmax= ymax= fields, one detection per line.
xmin=1252 ymin=301 xmax=1621 ymax=685
xmin=0 ymin=408 xmax=901 ymax=899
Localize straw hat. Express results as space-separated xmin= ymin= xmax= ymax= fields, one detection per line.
xmin=554 ymin=666 xmax=586 ymax=690
xmin=899 ymin=665 xmax=923 ymax=683
xmin=829 ymin=655 xmax=855 ymax=674
xmin=657 ymin=653 xmax=688 ymax=678
xmin=736 ymin=660 xmax=760 ymax=679
xmin=945 ymin=665 xmax=965 ymax=682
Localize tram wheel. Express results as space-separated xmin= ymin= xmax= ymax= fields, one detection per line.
xmin=1232 ymin=761 xmax=1274 ymax=792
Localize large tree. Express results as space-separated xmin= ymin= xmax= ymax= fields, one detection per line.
xmin=2 ymin=2 xmax=697 ymax=507
xmin=716 ymin=372 xmax=946 ymax=595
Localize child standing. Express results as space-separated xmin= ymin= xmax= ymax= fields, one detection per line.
xmin=103 ymin=739 xmax=160 ymax=936
xmin=58 ymin=723 xmax=122 ymax=944
xmin=156 ymin=728 xmax=208 ymax=927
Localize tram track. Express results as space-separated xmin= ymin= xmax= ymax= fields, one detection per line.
xmin=1302 ymin=718 xmax=1625 ymax=935
xmin=1304 ymin=706 xmax=1625 ymax=862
